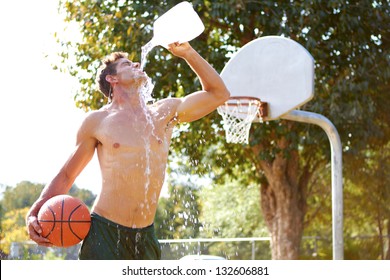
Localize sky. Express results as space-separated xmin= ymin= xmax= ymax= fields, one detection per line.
xmin=0 ymin=0 xmax=101 ymax=194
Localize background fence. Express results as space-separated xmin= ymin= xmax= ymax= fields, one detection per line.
xmin=3 ymin=235 xmax=389 ymax=260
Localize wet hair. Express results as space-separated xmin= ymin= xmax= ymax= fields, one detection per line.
xmin=96 ymin=52 xmax=129 ymax=98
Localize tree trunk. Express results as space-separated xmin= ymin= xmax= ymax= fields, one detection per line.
xmin=252 ymin=138 xmax=309 ymax=259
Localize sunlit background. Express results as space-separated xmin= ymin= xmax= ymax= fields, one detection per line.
xmin=0 ymin=0 xmax=101 ymax=195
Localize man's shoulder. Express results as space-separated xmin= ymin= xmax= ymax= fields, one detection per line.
xmin=86 ymin=107 xmax=109 ymax=119
xmin=152 ymin=97 xmax=182 ymax=109
xmin=80 ymin=107 xmax=109 ymax=129
xmin=150 ymin=97 xmax=182 ymax=118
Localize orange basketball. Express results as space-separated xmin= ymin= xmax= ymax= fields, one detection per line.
xmin=38 ymin=195 xmax=91 ymax=247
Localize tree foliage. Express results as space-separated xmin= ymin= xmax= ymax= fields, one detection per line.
xmin=69 ymin=185 xmax=97 ymax=208
xmin=0 ymin=208 xmax=29 ymax=255
xmin=343 ymin=141 xmax=390 ymax=259
xmin=0 ymin=181 xmax=44 ymax=213
xmin=155 ymin=181 xmax=202 ymax=240
xmin=56 ymin=0 xmax=389 ymax=259
xmin=199 ymin=173 xmax=269 ymax=259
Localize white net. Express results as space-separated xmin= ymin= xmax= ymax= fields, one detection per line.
xmin=217 ymin=97 xmax=261 ymax=144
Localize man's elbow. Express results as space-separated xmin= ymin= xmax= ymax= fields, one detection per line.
xmin=205 ymin=84 xmax=230 ymax=106
xmin=218 ymin=87 xmax=231 ymax=104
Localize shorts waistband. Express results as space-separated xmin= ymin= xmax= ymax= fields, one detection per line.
xmin=91 ymin=212 xmax=154 ymax=233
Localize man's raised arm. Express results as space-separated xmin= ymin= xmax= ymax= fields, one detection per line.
xmin=168 ymin=42 xmax=230 ymax=123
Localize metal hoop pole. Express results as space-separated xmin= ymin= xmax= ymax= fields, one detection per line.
xmin=282 ymin=110 xmax=343 ymax=260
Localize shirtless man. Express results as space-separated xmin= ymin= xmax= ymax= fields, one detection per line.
xmin=26 ymin=42 xmax=230 ymax=259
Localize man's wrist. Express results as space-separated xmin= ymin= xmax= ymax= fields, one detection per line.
xmin=182 ymin=48 xmax=199 ymax=62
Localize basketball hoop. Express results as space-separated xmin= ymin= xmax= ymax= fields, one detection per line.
xmin=217 ymin=96 xmax=268 ymax=144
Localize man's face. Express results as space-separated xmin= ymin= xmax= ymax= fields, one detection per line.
xmin=114 ymin=58 xmax=147 ymax=86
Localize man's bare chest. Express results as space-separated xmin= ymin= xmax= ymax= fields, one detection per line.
xmin=96 ymin=110 xmax=168 ymax=151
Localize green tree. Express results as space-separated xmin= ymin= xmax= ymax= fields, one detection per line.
xmin=69 ymin=185 xmax=97 ymax=208
xmin=57 ymin=0 xmax=389 ymax=259
xmin=155 ymin=181 xmax=202 ymax=240
xmin=154 ymin=177 xmax=202 ymax=259
xmin=0 ymin=208 xmax=29 ymax=255
xmin=343 ymin=142 xmax=390 ymax=259
xmin=0 ymin=181 xmax=95 ymax=212
xmin=0 ymin=181 xmax=44 ymax=256
xmin=0 ymin=181 xmax=44 ymax=212
xmin=199 ymin=171 xmax=269 ymax=259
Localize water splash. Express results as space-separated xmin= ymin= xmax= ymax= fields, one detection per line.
xmin=135 ymin=232 xmax=142 ymax=257
xmin=140 ymin=75 xmax=155 ymax=104
xmin=116 ymin=227 xmax=121 ymax=256
xmin=140 ymin=39 xmax=156 ymax=70
xmin=140 ymin=39 xmax=157 ymax=103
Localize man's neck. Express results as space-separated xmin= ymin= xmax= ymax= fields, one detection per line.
xmin=111 ymin=84 xmax=143 ymax=109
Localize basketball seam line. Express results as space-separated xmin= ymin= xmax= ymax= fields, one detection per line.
xmin=42 ymin=206 xmax=57 ymax=238
xmin=61 ymin=198 xmax=65 ymax=246
xmin=69 ymin=204 xmax=84 ymax=241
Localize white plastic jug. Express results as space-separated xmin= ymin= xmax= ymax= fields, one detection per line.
xmin=151 ymin=1 xmax=205 ymax=48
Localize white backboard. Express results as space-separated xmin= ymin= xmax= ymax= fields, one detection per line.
xmin=220 ymin=36 xmax=314 ymax=121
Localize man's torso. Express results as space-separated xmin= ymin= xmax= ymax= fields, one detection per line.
xmin=89 ymin=99 xmax=180 ymax=227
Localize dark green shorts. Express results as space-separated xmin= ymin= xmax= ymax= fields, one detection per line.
xmin=78 ymin=213 xmax=161 ymax=260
